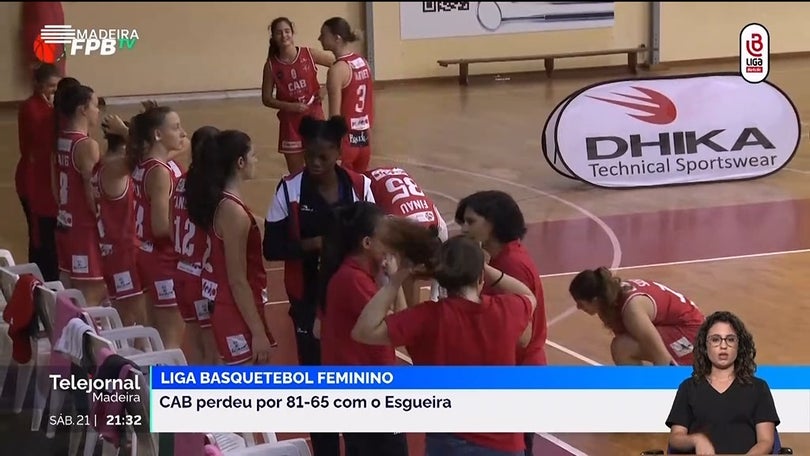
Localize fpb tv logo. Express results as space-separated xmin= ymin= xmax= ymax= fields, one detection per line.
xmin=34 ymin=25 xmax=139 ymax=63
xmin=740 ymin=23 xmax=769 ymax=84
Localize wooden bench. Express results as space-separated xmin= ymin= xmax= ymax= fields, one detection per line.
xmin=437 ymin=45 xmax=648 ymax=86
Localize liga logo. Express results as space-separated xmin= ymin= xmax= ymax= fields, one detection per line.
xmin=740 ymin=23 xmax=769 ymax=84
xmin=34 ymin=25 xmax=139 ymax=63
xmin=542 ymin=74 xmax=801 ymax=188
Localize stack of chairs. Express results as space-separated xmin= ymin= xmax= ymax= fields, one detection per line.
xmin=0 ymin=248 xmax=310 ymax=455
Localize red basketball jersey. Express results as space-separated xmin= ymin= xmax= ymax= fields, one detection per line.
xmin=269 ymin=47 xmax=321 ymax=108
xmin=90 ymin=161 xmax=137 ymax=254
xmin=201 ymin=192 xmax=267 ymax=308
xmin=172 ymin=174 xmax=211 ymax=275
xmin=614 ymin=279 xmax=705 ymax=334
xmin=55 ymin=130 xmax=95 ymax=229
xmin=132 ymin=158 xmax=178 ymax=257
xmin=365 ymin=167 xmax=440 ymax=227
xmin=336 ymin=53 xmax=373 ymax=136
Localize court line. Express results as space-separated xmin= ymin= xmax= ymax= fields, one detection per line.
xmin=374 ymin=153 xmax=623 ymax=271
xmin=538 ymin=247 xmax=810 ymax=279
xmin=537 ymin=433 xmax=590 ymax=456
xmin=546 ymin=340 xmax=602 ymax=366
xmin=786 ymin=167 xmax=810 ymax=175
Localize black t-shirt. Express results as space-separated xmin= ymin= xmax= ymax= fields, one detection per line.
xmin=665 ymin=375 xmax=781 ymax=454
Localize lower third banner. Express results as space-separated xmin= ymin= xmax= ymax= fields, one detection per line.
xmin=147 ymin=366 xmax=810 ymax=434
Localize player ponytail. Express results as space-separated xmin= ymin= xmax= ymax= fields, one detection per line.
xmin=103 ymin=120 xmax=129 ymax=154
xmin=569 ymin=267 xmax=624 ymax=327
xmin=318 ymin=201 xmax=386 ymax=311
xmin=322 ymin=17 xmax=361 ymax=43
xmin=56 ymin=84 xmax=94 ymax=119
xmin=569 ymin=267 xmax=623 ymax=305
xmin=53 ymin=77 xmax=81 ymax=150
xmin=299 ymin=115 xmax=348 ymax=149
xmin=267 ymin=17 xmax=294 ymax=60
xmin=125 ymin=106 xmax=172 ymax=171
xmin=429 ymin=235 xmax=485 ymax=295
xmin=380 ymin=217 xmax=443 ymax=274
xmin=186 ymin=129 xmax=252 ymax=230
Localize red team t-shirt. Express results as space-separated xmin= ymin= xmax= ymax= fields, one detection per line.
xmin=385 ymin=294 xmax=533 ymax=452
xmin=613 ymin=279 xmax=705 ymax=365
xmin=172 ymin=173 xmax=213 ymax=327
xmin=336 ymin=52 xmax=374 ymax=172
xmin=90 ymin=161 xmax=142 ymax=300
xmin=202 ymin=192 xmax=275 ymax=364
xmin=267 ymin=46 xmax=324 ymax=153
xmin=482 ymin=240 xmax=548 ymax=366
xmin=55 ymin=130 xmax=103 ymax=280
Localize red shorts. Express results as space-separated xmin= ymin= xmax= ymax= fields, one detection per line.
xmin=340 ymin=129 xmax=371 ymax=173
xmin=136 ymin=247 xmax=179 ymax=308
xmin=56 ymin=225 xmax=104 ymax=281
xmin=659 ymin=325 xmax=701 ymax=366
xmin=278 ymin=103 xmax=325 ymax=154
xmin=210 ymin=299 xmax=277 ymax=365
xmin=175 ymin=263 xmax=212 ymax=328
xmin=100 ymin=243 xmax=143 ymax=300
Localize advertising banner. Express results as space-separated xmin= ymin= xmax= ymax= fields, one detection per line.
xmin=542 ymin=73 xmax=801 ymax=188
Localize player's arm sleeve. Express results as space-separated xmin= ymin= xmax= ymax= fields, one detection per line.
xmin=263 ymin=180 xmax=304 ymax=261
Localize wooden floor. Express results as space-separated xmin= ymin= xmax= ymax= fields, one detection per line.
xmin=2 ymin=57 xmax=810 ymax=455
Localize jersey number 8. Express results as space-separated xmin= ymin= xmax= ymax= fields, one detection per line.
xmin=386 ymin=176 xmax=424 ymax=203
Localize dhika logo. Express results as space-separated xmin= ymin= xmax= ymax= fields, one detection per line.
xmin=543 ymin=74 xmax=801 ymax=188
xmin=587 ymin=87 xmax=677 ymax=125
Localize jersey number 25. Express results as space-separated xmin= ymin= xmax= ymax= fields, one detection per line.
xmin=386 ymin=176 xmax=424 ymax=203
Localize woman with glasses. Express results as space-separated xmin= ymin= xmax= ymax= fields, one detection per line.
xmin=568 ymin=267 xmax=705 ymax=366
xmin=664 ymin=310 xmax=780 ymax=455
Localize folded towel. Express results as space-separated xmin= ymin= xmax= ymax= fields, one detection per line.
xmin=54 ymin=317 xmax=93 ymax=360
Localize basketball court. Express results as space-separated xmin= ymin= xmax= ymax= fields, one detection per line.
xmin=1 ymin=57 xmax=810 ymax=454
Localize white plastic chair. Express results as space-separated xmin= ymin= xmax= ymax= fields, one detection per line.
xmin=0 ymin=249 xmax=15 ymax=267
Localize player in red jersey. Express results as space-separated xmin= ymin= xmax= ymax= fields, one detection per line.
xmin=262 ymin=16 xmax=335 ymax=175
xmin=569 ymin=267 xmax=706 ymax=366
xmin=319 ymin=17 xmax=374 ymax=173
xmin=53 ymin=83 xmax=108 ymax=305
xmin=171 ymin=126 xmax=220 ymax=365
xmin=185 ymin=129 xmax=276 ymax=365
xmin=91 ymin=124 xmax=147 ymax=329
xmin=365 ymin=166 xmax=448 ymax=304
xmin=126 ymin=106 xmax=187 ymax=349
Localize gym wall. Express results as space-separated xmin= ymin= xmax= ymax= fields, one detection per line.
xmin=0 ymin=2 xmax=809 ymax=102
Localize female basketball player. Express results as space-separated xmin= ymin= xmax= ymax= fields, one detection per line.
xmin=54 ymin=83 xmax=108 ymax=305
xmin=319 ymin=17 xmax=374 ymax=173
xmin=172 ymin=126 xmax=221 ymax=365
xmin=264 ymin=114 xmax=373 ymax=456
xmin=352 ymin=235 xmax=536 ymax=455
xmin=568 ymin=267 xmax=706 ymax=366
xmin=262 ymin=16 xmax=335 ymax=175
xmin=126 ymin=106 xmax=187 ymax=349
xmin=318 ymin=201 xmax=409 ymax=456
xmin=186 ymin=129 xmax=276 ymax=366
xmin=666 ymin=311 xmax=780 ymax=455
xmin=365 ymin=166 xmax=448 ymax=305
xmin=91 ymin=124 xmax=147 ymax=329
